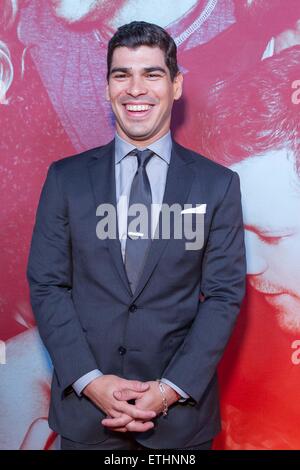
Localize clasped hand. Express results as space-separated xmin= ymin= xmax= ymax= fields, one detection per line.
xmin=83 ymin=375 xmax=179 ymax=433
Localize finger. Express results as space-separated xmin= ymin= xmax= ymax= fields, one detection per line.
xmin=102 ymin=414 xmax=133 ymax=428
xmin=126 ymin=420 xmax=155 ymax=433
xmin=115 ymin=402 xmax=156 ymax=420
xmin=113 ymin=389 xmax=144 ymax=402
xmin=126 ymin=380 xmax=150 ymax=392
xmin=112 ymin=427 xmax=129 ymax=433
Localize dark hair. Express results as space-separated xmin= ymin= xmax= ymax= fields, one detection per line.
xmin=201 ymin=46 xmax=300 ymax=175
xmin=107 ymin=21 xmax=179 ymax=81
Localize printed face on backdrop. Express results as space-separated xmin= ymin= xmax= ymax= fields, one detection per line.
xmin=230 ymin=148 xmax=300 ymax=333
xmin=106 ymin=45 xmax=183 ymax=146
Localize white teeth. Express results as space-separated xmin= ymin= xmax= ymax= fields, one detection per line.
xmin=126 ymin=104 xmax=152 ymax=111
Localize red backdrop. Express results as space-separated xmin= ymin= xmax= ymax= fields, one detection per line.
xmin=1 ymin=0 xmax=300 ymax=449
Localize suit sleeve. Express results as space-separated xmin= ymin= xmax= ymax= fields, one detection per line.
xmin=27 ymin=162 xmax=98 ymax=394
xmin=162 ymin=171 xmax=246 ymax=403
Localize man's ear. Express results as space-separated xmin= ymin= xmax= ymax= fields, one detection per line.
xmin=173 ymin=72 xmax=183 ymax=101
xmin=105 ymin=83 xmax=110 ymax=102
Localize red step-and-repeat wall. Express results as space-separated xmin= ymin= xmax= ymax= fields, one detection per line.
xmin=1 ymin=0 xmax=300 ymax=449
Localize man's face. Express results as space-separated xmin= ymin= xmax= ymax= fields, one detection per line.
xmin=230 ymin=148 xmax=300 ymax=333
xmin=106 ymin=45 xmax=183 ymax=146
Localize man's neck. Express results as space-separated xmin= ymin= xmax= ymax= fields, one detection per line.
xmin=115 ymin=130 xmax=171 ymax=148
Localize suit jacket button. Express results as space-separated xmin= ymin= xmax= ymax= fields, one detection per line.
xmin=129 ymin=304 xmax=137 ymax=313
xmin=118 ymin=346 xmax=127 ymax=355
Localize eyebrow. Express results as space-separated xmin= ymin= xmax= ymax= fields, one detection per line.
xmin=110 ymin=66 xmax=167 ymax=75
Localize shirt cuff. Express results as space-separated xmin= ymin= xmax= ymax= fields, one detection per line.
xmin=160 ymin=378 xmax=190 ymax=402
xmin=72 ymin=369 xmax=103 ymax=396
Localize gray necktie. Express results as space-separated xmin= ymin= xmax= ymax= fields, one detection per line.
xmin=125 ymin=148 xmax=153 ymax=293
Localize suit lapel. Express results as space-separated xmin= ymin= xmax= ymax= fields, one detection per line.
xmin=87 ymin=139 xmax=132 ymax=296
xmin=132 ymin=140 xmax=195 ymax=301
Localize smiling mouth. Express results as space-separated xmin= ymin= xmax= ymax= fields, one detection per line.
xmin=263 ymin=291 xmax=285 ymax=297
xmin=253 ymin=288 xmax=284 ymax=296
xmin=249 ymin=280 xmax=284 ymax=296
xmin=123 ymin=104 xmax=154 ymax=118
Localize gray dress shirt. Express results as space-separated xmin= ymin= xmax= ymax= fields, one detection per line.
xmin=73 ymin=131 xmax=189 ymax=401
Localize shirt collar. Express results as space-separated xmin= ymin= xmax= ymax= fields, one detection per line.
xmin=114 ymin=130 xmax=172 ymax=165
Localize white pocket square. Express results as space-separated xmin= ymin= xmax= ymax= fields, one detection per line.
xmin=181 ymin=204 xmax=207 ymax=215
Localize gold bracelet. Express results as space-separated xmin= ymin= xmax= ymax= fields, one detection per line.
xmin=156 ymin=380 xmax=168 ymax=417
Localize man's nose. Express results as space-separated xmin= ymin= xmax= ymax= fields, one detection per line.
xmin=244 ymin=230 xmax=268 ymax=275
xmin=126 ymin=76 xmax=148 ymax=96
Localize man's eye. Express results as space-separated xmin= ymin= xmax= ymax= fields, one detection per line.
xmin=147 ymin=73 xmax=162 ymax=78
xmin=114 ymin=74 xmax=127 ymax=79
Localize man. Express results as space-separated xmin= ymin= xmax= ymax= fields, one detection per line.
xmin=201 ymin=46 xmax=300 ymax=334
xmin=200 ymin=46 xmax=300 ymax=450
xmin=175 ymin=0 xmax=300 ymax=150
xmin=4 ymin=0 xmax=234 ymax=152
xmin=27 ymin=21 xmax=246 ymax=450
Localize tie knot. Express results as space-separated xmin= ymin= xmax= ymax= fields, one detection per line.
xmin=133 ymin=148 xmax=153 ymax=168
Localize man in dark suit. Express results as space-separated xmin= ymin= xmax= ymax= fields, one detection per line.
xmin=27 ymin=21 xmax=246 ymax=450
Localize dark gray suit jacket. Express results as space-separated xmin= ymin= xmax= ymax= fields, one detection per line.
xmin=27 ymin=139 xmax=246 ymax=448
